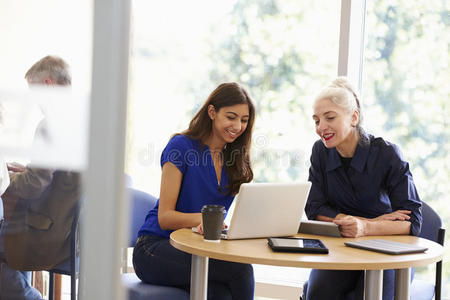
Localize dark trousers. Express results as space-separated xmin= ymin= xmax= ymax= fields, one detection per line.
xmin=133 ymin=235 xmax=254 ymax=300
xmin=303 ymin=269 xmax=395 ymax=300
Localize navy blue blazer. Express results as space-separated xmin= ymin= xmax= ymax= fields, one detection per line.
xmin=305 ymin=135 xmax=422 ymax=236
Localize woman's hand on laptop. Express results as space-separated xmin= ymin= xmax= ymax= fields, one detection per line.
xmin=195 ymin=222 xmax=228 ymax=235
xmin=196 ymin=223 xmax=204 ymax=235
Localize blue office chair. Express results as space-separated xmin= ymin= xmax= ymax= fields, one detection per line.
xmin=48 ymin=201 xmax=81 ymax=300
xmin=121 ymin=189 xmax=190 ymax=300
xmin=411 ymin=201 xmax=445 ymax=300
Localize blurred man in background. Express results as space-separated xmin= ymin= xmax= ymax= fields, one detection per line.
xmin=0 ymin=56 xmax=80 ymax=300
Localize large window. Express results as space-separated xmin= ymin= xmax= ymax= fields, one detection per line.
xmin=127 ymin=0 xmax=340 ymax=291
xmin=127 ymin=0 xmax=450 ymax=295
xmin=1 ymin=0 xmax=448 ymax=298
xmin=362 ymin=0 xmax=449 ymax=295
xmin=127 ymin=0 xmax=340 ymax=193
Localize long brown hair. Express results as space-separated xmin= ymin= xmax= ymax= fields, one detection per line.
xmin=181 ymin=82 xmax=255 ymax=195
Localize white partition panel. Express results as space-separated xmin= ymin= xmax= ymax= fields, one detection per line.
xmin=80 ymin=0 xmax=131 ymax=299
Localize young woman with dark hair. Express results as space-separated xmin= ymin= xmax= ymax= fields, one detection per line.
xmin=133 ymin=82 xmax=256 ymax=300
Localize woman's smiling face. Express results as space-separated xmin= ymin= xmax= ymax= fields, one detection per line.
xmin=313 ymin=98 xmax=358 ymax=154
xmin=209 ymin=103 xmax=250 ymax=145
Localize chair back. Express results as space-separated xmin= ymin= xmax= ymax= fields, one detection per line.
xmin=71 ymin=200 xmax=81 ymax=273
xmin=419 ymin=201 xmax=443 ymax=243
xmin=122 ymin=189 xmax=190 ymax=299
xmin=48 ymin=199 xmax=81 ymax=300
xmin=415 ymin=201 xmax=445 ymax=300
xmin=129 ymin=189 xmax=157 ymax=247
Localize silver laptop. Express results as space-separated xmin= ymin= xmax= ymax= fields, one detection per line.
xmin=344 ymin=239 xmax=428 ymax=255
xmin=221 ymin=182 xmax=311 ymax=240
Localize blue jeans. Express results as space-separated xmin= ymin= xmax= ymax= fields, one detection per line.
xmin=0 ymin=220 xmax=43 ymax=300
xmin=133 ymin=235 xmax=255 ymax=300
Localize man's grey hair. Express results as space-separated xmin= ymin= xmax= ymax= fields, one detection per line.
xmin=25 ymin=55 xmax=71 ymax=85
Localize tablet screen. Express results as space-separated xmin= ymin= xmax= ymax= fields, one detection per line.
xmin=271 ymin=238 xmax=325 ymax=249
xmin=271 ymin=238 xmax=304 ymax=247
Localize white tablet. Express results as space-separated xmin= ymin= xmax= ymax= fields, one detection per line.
xmin=298 ymin=220 xmax=341 ymax=237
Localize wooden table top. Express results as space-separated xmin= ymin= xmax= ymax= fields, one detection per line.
xmin=170 ymin=228 xmax=444 ymax=270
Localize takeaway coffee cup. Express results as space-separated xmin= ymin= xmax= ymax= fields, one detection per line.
xmin=201 ymin=205 xmax=226 ymax=242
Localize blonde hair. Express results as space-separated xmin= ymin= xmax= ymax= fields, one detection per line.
xmin=25 ymin=55 xmax=71 ymax=85
xmin=315 ymin=77 xmax=367 ymax=142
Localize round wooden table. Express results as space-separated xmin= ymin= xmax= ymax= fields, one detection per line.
xmin=170 ymin=228 xmax=443 ymax=300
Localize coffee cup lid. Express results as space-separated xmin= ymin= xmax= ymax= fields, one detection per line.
xmin=201 ymin=204 xmax=226 ymax=213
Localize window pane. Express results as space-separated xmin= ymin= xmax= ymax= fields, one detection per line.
xmin=0 ymin=0 xmax=92 ymax=169
xmin=127 ymin=0 xmax=340 ymax=292
xmin=363 ymin=0 xmax=449 ymax=295
xmin=0 ymin=1 xmax=91 ymax=297
xmin=128 ymin=0 xmax=340 ymax=193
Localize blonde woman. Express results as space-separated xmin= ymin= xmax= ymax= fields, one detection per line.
xmin=303 ymin=77 xmax=422 ymax=300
